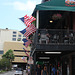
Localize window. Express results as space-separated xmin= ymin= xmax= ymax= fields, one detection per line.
xmin=13 ymin=31 xmax=16 ymax=34
xmin=12 ymin=38 xmax=16 ymax=41
xmin=17 ymin=38 xmax=21 ymax=41
xmin=0 ymin=51 xmax=4 ymax=54
xmin=18 ymin=35 xmax=21 ymax=37
xmin=13 ymin=35 xmax=16 ymax=37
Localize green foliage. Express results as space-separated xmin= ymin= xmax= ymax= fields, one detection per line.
xmin=0 ymin=58 xmax=10 ymax=70
xmin=17 ymin=39 xmax=21 ymax=41
xmin=2 ymin=49 xmax=15 ymax=70
xmin=32 ymin=21 xmax=36 ymax=26
xmin=0 ymin=70 xmax=7 ymax=73
xmin=2 ymin=49 xmax=15 ymax=61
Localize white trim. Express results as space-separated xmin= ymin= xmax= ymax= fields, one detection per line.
xmin=36 ymin=10 xmax=39 ymax=29
xmin=45 ymin=52 xmax=61 ymax=54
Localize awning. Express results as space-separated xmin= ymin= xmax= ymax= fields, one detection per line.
xmin=34 ymin=0 xmax=75 ymax=12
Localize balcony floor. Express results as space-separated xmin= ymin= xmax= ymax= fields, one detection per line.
xmin=35 ymin=43 xmax=75 ymax=51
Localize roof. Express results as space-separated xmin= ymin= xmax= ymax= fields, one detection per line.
xmin=34 ymin=0 xmax=75 ymax=12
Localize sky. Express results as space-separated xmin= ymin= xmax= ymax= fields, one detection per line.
xmin=0 ymin=0 xmax=41 ymax=31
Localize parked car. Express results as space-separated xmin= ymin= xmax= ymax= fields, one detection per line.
xmin=14 ymin=68 xmax=23 ymax=75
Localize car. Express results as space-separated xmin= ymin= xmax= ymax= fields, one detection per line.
xmin=14 ymin=68 xmax=23 ymax=75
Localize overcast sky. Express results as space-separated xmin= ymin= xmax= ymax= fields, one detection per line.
xmin=0 ymin=0 xmax=41 ymax=30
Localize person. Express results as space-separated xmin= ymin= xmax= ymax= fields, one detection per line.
xmin=41 ymin=66 xmax=48 ymax=75
xmin=36 ymin=64 xmax=41 ymax=75
xmin=52 ymin=65 xmax=56 ymax=75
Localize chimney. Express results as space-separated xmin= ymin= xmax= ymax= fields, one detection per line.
xmin=6 ymin=28 xmax=8 ymax=30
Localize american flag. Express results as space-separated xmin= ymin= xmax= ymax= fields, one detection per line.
xmin=23 ymin=48 xmax=30 ymax=57
xmin=20 ymin=24 xmax=36 ymax=38
xmin=25 ymin=52 xmax=30 ymax=57
xmin=19 ymin=17 xmax=24 ymax=22
xmin=23 ymin=48 xmax=29 ymax=53
xmin=22 ymin=38 xmax=32 ymax=48
xmin=24 ymin=15 xmax=36 ymax=27
xmin=21 ymin=57 xmax=26 ymax=62
xmin=24 ymin=24 xmax=36 ymax=38
xmin=19 ymin=15 xmax=36 ymax=27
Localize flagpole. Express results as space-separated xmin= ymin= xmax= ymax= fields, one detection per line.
xmin=36 ymin=10 xmax=39 ymax=29
xmin=31 ymin=48 xmax=36 ymax=57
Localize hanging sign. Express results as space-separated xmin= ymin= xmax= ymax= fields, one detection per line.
xmin=65 ymin=0 xmax=75 ymax=6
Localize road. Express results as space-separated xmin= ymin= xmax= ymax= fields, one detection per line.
xmin=0 ymin=70 xmax=27 ymax=75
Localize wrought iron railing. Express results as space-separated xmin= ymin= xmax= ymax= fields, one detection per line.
xmin=33 ymin=29 xmax=75 ymax=45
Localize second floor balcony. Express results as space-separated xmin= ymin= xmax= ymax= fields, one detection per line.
xmin=34 ymin=29 xmax=75 ymax=44
xmin=32 ymin=29 xmax=75 ymax=51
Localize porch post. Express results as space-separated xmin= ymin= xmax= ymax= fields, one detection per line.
xmin=36 ymin=10 xmax=39 ymax=29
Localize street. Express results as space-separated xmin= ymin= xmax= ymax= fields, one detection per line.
xmin=0 ymin=70 xmax=27 ymax=75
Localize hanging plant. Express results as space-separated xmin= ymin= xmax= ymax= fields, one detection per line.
xmin=52 ymin=14 xmax=62 ymax=20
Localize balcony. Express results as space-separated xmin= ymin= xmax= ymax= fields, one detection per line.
xmin=32 ymin=29 xmax=75 ymax=51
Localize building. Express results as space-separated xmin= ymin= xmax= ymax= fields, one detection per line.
xmin=4 ymin=41 xmax=30 ymax=69
xmin=0 ymin=28 xmax=30 ymax=69
xmin=0 ymin=28 xmax=25 ymax=43
xmin=0 ymin=43 xmax=3 ymax=59
xmin=31 ymin=0 xmax=75 ymax=75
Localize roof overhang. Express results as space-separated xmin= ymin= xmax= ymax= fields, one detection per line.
xmin=33 ymin=0 xmax=75 ymax=15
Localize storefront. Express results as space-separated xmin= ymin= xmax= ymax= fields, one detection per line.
xmin=31 ymin=0 xmax=75 ymax=75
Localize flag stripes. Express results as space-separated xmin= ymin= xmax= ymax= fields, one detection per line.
xmin=23 ymin=48 xmax=30 ymax=57
xmin=24 ymin=24 xmax=36 ymax=38
xmin=25 ymin=52 xmax=30 ymax=57
xmin=24 ymin=15 xmax=36 ymax=27
xmin=23 ymin=47 xmax=30 ymax=53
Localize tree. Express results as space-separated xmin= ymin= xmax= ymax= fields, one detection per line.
xmin=2 ymin=49 xmax=15 ymax=69
xmin=0 ymin=58 xmax=10 ymax=70
xmin=2 ymin=49 xmax=15 ymax=61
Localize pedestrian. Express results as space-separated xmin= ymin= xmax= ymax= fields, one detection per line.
xmin=36 ymin=64 xmax=41 ymax=75
xmin=41 ymin=66 xmax=48 ymax=75
xmin=52 ymin=65 xmax=57 ymax=75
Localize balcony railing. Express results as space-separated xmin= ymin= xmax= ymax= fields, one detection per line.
xmin=34 ymin=29 xmax=75 ymax=45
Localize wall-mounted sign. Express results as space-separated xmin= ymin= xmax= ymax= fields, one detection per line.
xmin=65 ymin=0 xmax=75 ymax=6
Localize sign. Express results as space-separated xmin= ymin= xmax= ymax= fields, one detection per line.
xmin=27 ymin=57 xmax=34 ymax=64
xmin=65 ymin=0 xmax=75 ymax=6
